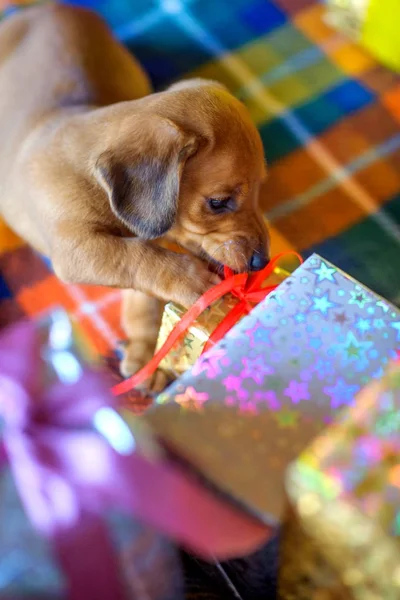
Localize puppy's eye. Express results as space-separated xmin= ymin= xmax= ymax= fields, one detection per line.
xmin=208 ymin=197 xmax=234 ymax=213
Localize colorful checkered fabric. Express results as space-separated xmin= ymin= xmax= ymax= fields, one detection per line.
xmin=1 ymin=0 xmax=400 ymax=401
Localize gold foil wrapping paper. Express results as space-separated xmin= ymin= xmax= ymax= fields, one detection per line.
xmin=155 ymin=263 xmax=294 ymax=377
xmin=280 ymin=362 xmax=400 ymax=599
xmin=155 ymin=294 xmax=238 ymax=376
xmin=326 ymin=0 xmax=400 ymax=72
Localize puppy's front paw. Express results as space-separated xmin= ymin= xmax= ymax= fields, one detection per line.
xmin=119 ymin=340 xmax=171 ymax=394
xmin=167 ymin=255 xmax=221 ymax=308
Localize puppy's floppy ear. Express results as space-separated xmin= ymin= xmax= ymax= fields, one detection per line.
xmin=96 ymin=115 xmax=199 ymax=240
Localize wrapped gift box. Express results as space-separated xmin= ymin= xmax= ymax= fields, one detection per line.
xmin=1 ymin=469 xmax=182 ymax=600
xmin=155 ymin=254 xmax=300 ymax=377
xmin=280 ymin=360 xmax=400 ymax=599
xmin=1 ymin=309 xmax=273 ymax=599
xmin=0 ymin=310 xmax=183 ymax=600
xmin=156 ymin=292 xmax=238 ymax=376
xmin=326 ymin=0 xmax=400 ymax=72
xmin=145 ymin=254 xmax=400 ymax=528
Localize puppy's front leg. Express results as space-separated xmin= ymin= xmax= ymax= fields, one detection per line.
xmin=53 ymin=230 xmax=219 ymax=306
xmin=120 ymin=289 xmax=168 ymax=391
xmin=53 ymin=231 xmax=219 ymax=389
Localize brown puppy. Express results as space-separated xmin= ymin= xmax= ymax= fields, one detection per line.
xmin=0 ymin=4 xmax=269 ymax=388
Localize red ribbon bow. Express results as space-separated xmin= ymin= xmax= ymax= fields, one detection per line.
xmin=112 ymin=251 xmax=302 ymax=396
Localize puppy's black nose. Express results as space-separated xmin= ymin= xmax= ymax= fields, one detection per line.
xmin=249 ymin=249 xmax=269 ymax=271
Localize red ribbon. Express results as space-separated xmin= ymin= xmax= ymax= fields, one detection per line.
xmin=112 ymin=251 xmax=303 ymax=396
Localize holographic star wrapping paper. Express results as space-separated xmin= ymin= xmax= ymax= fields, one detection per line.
xmin=145 ymin=254 xmax=400 ymax=527
xmin=280 ymin=360 xmax=400 ymax=600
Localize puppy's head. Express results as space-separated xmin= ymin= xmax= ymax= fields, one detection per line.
xmin=96 ymin=80 xmax=269 ymax=272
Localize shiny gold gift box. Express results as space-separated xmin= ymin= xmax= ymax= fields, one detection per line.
xmin=326 ymin=0 xmax=400 ymax=72
xmin=155 ymin=256 xmax=299 ymax=377
xmin=279 ymin=362 xmax=400 ymax=600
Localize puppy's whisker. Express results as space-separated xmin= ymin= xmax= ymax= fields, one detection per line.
xmin=208 ymin=242 xmax=228 ymax=261
xmin=203 ymin=243 xmax=227 ymax=265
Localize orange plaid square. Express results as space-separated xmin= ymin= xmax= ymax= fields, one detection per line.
xmin=17 ymin=275 xmax=77 ymax=317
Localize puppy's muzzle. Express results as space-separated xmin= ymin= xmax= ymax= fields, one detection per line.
xmin=248 ymin=246 xmax=270 ymax=271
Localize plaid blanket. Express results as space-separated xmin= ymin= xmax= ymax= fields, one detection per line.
xmin=1 ymin=2 xmax=399 ymax=597
xmin=1 ymin=0 xmax=400 ymax=395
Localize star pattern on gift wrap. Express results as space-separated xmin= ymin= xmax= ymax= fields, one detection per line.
xmin=264 ymin=375 xmax=285 ymax=393
xmin=223 ymin=374 xmax=243 ymax=393
xmin=355 ymin=316 xmax=372 ymax=334
xmin=191 ymin=348 xmax=228 ymax=378
xmin=323 ymin=378 xmax=360 ymax=410
xmin=226 ymin=326 xmax=243 ymax=340
xmin=184 ymin=335 xmax=194 ymax=349
xmin=334 ymin=311 xmax=348 ymax=325
xmin=208 ymin=302 xmax=232 ymax=322
xmin=313 ymin=261 xmax=337 ymax=283
xmin=309 ymin=337 xmax=322 ymax=350
xmin=390 ymin=321 xmax=400 ymax=341
xmin=309 ymin=291 xmax=339 ymax=316
xmin=274 ymin=408 xmax=298 ymax=429
xmin=346 ymin=340 xmax=362 ymax=358
xmin=250 ymin=324 xmax=276 ymax=346
xmin=241 ymin=356 xmax=274 ymax=384
xmin=376 ymin=300 xmax=390 ymax=313
xmin=368 ymin=348 xmax=379 ymax=360
xmin=266 ymin=287 xmax=286 ymax=306
xmin=237 ymin=386 xmax=250 ymax=402
xmin=246 ymin=321 xmax=260 ymax=340
xmin=300 ymin=368 xmax=313 ymax=382
xmin=294 ymin=313 xmax=306 ymax=324
xmin=284 ymin=380 xmax=310 ymax=404
xmin=253 ymin=390 xmax=280 ymax=410
xmin=248 ymin=347 xmax=262 ymax=359
xmin=258 ymin=312 xmax=273 ymax=325
xmin=349 ymin=289 xmax=370 ymax=308
xmin=269 ymin=350 xmax=283 ymax=364
xmin=373 ymin=317 xmax=385 ymax=330
xmin=342 ymin=331 xmax=373 ymax=369
xmin=314 ymin=358 xmax=334 ymax=380
xmin=174 ymin=386 xmax=209 ymax=411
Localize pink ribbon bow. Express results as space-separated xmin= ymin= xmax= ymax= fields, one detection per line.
xmin=0 ymin=318 xmax=271 ymax=600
